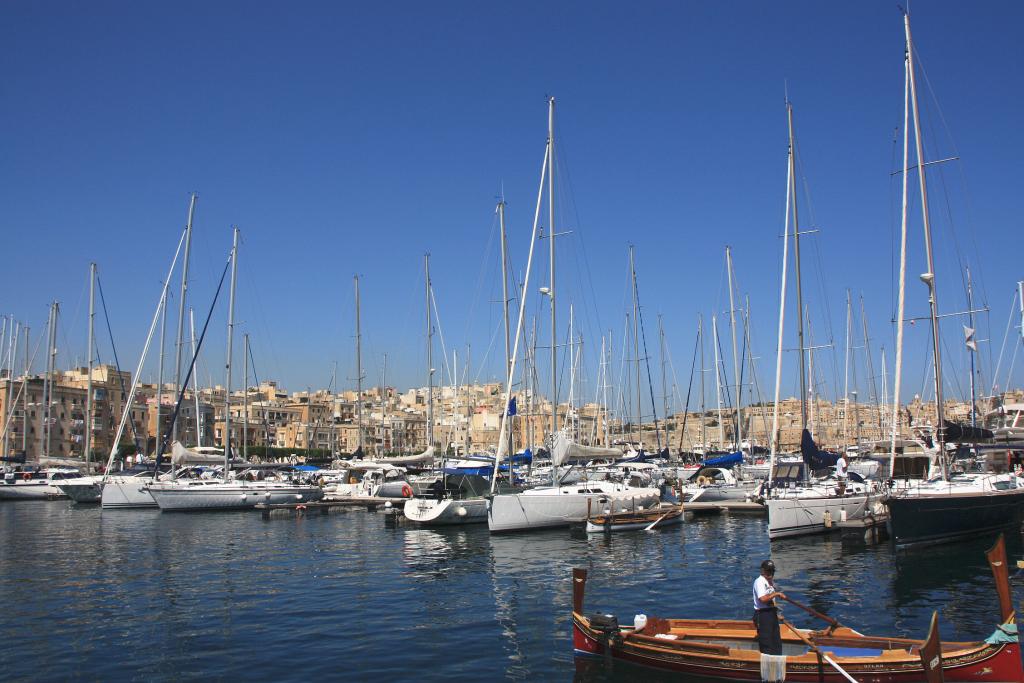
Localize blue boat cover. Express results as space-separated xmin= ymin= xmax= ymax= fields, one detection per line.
xmin=701 ymin=452 xmax=742 ymax=467
xmin=801 ymin=429 xmax=839 ymax=470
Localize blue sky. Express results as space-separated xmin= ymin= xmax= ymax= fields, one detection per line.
xmin=2 ymin=1 xmax=1022 ymax=416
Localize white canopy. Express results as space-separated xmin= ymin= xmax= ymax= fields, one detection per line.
xmin=170 ymin=441 xmax=224 ymax=466
xmin=374 ymin=446 xmax=435 ymax=466
xmin=550 ymin=431 xmax=622 ymax=467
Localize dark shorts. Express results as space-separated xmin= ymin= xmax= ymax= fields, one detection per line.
xmin=754 ymin=607 xmax=782 ymax=655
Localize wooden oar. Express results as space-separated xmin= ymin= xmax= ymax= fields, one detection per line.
xmin=780 ymin=616 xmax=859 ymax=683
xmin=779 ymin=595 xmax=842 ymax=633
xmin=644 ymin=509 xmax=672 ymax=531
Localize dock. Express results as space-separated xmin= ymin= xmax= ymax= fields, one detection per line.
xmin=255 ymin=497 xmax=407 ymax=520
xmin=684 ymin=501 xmax=766 ymax=515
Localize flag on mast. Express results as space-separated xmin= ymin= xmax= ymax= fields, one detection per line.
xmin=963 ymin=326 xmax=977 ymax=352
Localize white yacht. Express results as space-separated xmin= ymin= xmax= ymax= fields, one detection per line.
xmin=486 ymin=432 xmax=660 ymax=533
xmin=766 ymin=478 xmax=879 ymax=540
xmin=147 ymin=476 xmax=324 ymax=511
xmin=764 ymin=431 xmax=881 ymax=540
xmin=487 ymin=479 xmax=661 ymax=533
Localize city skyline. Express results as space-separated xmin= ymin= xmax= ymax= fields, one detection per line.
xmin=2 ymin=2 xmax=1022 ymax=412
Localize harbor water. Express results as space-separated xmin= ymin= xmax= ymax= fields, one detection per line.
xmin=1 ymin=502 xmax=1021 ymax=681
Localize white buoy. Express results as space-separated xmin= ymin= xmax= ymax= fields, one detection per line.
xmin=456 ymin=506 xmax=467 ymax=517
xmin=384 ymin=501 xmax=393 ymax=508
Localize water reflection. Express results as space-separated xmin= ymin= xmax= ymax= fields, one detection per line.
xmin=1 ymin=502 xmax=1021 ymax=682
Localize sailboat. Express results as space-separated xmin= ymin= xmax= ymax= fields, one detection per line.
xmin=147 ymin=229 xmax=323 ymax=511
xmin=406 ymin=202 xmax=534 ymax=526
xmin=881 ymin=13 xmax=1024 ymax=545
xmin=486 ymin=98 xmax=660 ymax=533
xmin=764 ymin=102 xmax=880 ymax=540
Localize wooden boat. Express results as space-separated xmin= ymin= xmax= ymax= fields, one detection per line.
xmin=571 ymin=535 xmax=1023 ymax=682
xmin=584 ymin=505 xmax=683 ymax=533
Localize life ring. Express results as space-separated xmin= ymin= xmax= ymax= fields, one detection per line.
xmin=696 ymin=476 xmax=710 ymax=487
xmin=401 ymin=483 xmax=413 ymax=498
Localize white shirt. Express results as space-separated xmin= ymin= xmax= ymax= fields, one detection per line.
xmin=836 ymin=457 xmax=848 ymax=478
xmin=753 ymin=575 xmax=774 ymax=610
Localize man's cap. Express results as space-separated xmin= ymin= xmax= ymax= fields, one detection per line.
xmin=760 ymin=560 xmax=776 ymax=575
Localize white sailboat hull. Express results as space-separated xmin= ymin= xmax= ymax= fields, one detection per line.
xmin=767 ymin=490 xmax=876 ymax=539
xmin=403 ymin=497 xmax=488 ymax=525
xmin=147 ymin=481 xmax=324 ymax=511
xmin=487 ymin=485 xmax=661 ymax=533
xmin=101 ymin=476 xmax=159 ymax=509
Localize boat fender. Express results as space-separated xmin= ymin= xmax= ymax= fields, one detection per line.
xmin=23 ymin=472 xmax=31 ymax=481
xmin=824 ymin=510 xmax=832 ymax=528
xmin=634 ymin=614 xmax=648 ymax=631
xmin=456 ymin=506 xmax=467 ymax=517
xmin=401 ymin=483 xmax=413 ymax=498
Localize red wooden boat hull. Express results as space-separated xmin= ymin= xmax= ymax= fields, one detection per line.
xmin=573 ymin=616 xmax=1023 ymax=682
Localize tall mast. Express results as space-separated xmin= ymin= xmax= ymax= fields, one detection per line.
xmin=243 ymin=333 xmax=249 ymax=462
xmin=712 ymin=314 xmax=724 ymax=448
xmin=726 ymin=246 xmax=743 ymax=452
xmin=600 ymin=334 xmax=609 ymax=447
xmin=22 ymin=326 xmax=29 ymax=455
xmin=890 ymin=26 xmax=912 ymax=474
xmin=547 ymin=96 xmax=557 ymax=441
xmin=223 ymin=227 xmax=239 ymax=475
xmin=630 ymin=245 xmax=641 ymax=447
xmin=788 ymin=103 xmax=808 ymax=433
xmin=568 ymin=304 xmax=576 ymax=437
xmin=85 ymin=263 xmax=96 ymax=469
xmin=498 ymin=201 xmax=514 ymax=457
xmin=354 ymin=274 xmax=363 ymax=454
xmin=906 ymin=13 xmax=947 ymax=479
xmin=966 ymin=268 xmax=977 ymax=429
xmin=424 ymin=254 xmax=433 ymax=452
xmin=843 ymin=289 xmax=852 ymax=446
xmin=190 ymin=308 xmax=202 ymax=444
xmin=157 ymin=278 xmax=168 ymax=458
xmin=381 ymin=352 xmax=388 ymax=453
xmin=3 ymin=318 xmax=17 ymax=457
xmin=859 ymin=294 xmax=883 ymax=440
xmin=44 ymin=302 xmax=59 ymax=461
xmin=880 ymin=348 xmax=889 ymax=439
xmin=698 ymin=315 xmax=706 ymax=451
xmin=807 ymin=311 xmax=816 ymax=437
xmin=770 ymin=112 xmax=793 ymax=458
xmin=1 ymin=318 xmax=7 ymax=456
xmin=658 ymin=314 xmax=668 ymax=451
xmin=172 ymin=193 xmax=196 ymax=443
